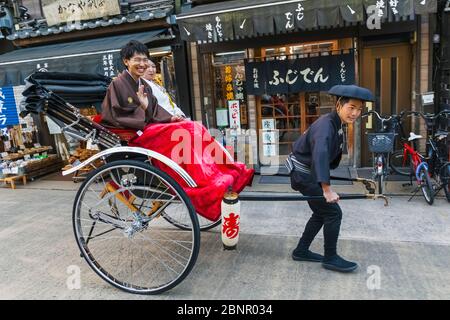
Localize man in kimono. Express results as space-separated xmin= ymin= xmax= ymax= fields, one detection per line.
xmin=101 ymin=40 xmax=183 ymax=130
xmin=288 ymin=85 xmax=374 ymax=273
xmin=100 ymin=40 xmax=254 ymax=222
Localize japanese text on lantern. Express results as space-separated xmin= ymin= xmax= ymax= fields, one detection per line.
xmin=222 ymin=213 xmax=239 ymax=239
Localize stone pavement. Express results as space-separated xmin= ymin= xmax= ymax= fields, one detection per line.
xmin=0 ymin=171 xmax=449 ymax=299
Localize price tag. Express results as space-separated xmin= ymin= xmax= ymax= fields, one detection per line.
xmin=1 ymin=152 xmax=8 ymax=158
xmin=24 ymin=155 xmax=31 ymax=161
xmin=34 ymin=143 xmax=42 ymax=148
xmin=11 ymin=167 xmax=19 ymax=174
xmin=19 ymin=145 xmax=25 ymax=150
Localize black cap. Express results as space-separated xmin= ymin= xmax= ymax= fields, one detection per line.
xmin=328 ymin=85 xmax=375 ymax=102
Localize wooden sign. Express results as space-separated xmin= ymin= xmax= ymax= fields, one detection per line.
xmin=42 ymin=0 xmax=121 ymax=26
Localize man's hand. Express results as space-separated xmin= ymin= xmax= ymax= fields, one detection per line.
xmin=170 ymin=115 xmax=184 ymax=122
xmin=321 ymin=183 xmax=339 ymax=203
xmin=137 ymin=85 xmax=149 ymax=110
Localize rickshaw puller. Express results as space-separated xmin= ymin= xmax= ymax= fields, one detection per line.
xmin=288 ymin=84 xmax=375 ymax=273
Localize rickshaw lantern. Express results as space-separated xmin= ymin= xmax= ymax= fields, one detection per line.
xmin=221 ymin=186 xmax=240 ymax=250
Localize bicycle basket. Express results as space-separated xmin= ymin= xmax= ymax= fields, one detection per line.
xmin=367 ymin=133 xmax=395 ymax=153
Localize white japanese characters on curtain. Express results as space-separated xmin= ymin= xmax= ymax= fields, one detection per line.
xmin=245 ymin=52 xmax=355 ymax=95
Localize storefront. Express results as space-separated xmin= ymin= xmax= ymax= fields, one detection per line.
xmin=177 ymin=0 xmax=438 ymax=168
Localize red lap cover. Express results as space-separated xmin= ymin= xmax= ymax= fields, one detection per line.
xmin=130 ymin=121 xmax=254 ymax=221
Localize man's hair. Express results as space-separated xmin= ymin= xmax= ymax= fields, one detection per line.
xmin=120 ymin=40 xmax=149 ymax=60
xmin=337 ymin=96 xmax=351 ymax=107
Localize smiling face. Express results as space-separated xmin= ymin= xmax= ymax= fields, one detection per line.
xmin=123 ymin=53 xmax=150 ymax=80
xmin=143 ymin=60 xmax=157 ymax=81
xmin=337 ymin=98 xmax=364 ymax=124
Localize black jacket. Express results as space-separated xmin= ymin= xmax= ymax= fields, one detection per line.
xmin=292 ymin=111 xmax=344 ymax=185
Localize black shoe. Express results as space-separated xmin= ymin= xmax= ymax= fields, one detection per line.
xmin=292 ymin=249 xmax=324 ymax=263
xmin=322 ymin=255 xmax=358 ymax=272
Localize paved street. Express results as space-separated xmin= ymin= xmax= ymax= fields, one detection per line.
xmin=0 ymin=176 xmax=449 ymax=300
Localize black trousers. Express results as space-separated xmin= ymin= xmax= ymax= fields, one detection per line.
xmin=290 ymin=170 xmax=343 ymax=257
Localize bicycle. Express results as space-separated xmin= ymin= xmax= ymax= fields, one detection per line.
xmin=389 ymin=111 xmax=436 ymax=205
xmin=392 ymin=110 xmax=450 ymax=202
xmin=361 ymin=110 xmax=397 ymax=195
xmin=425 ymin=110 xmax=450 ymax=202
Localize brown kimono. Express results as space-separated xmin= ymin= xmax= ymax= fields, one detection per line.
xmin=101 ymin=70 xmax=172 ymax=130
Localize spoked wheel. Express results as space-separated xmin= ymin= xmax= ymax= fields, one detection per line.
xmin=439 ymin=164 xmax=450 ymax=202
xmin=163 ymin=213 xmax=221 ymax=231
xmin=390 ymin=150 xmax=413 ymax=176
xmin=72 ymin=160 xmax=200 ymax=295
xmin=418 ymin=166 xmax=434 ymax=205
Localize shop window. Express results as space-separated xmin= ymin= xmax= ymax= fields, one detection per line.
xmin=257 ymin=41 xmax=345 ymax=158
xmin=201 ymin=50 xmax=249 ymax=130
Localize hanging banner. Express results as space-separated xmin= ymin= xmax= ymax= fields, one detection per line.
xmin=245 ymin=62 xmax=266 ymax=96
xmin=177 ymin=0 xmax=437 ymax=42
xmin=245 ymin=52 xmax=355 ymax=95
xmin=0 ymin=86 xmax=20 ymax=128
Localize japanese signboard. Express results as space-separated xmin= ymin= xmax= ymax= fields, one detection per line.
xmin=261 ymin=118 xmax=277 ymax=157
xmin=42 ymin=0 xmax=121 ymax=27
xmin=102 ymin=53 xmax=117 ymax=77
xmin=0 ymin=52 xmax=120 ymax=87
xmin=245 ymin=52 xmax=355 ymax=95
xmin=228 ymin=100 xmax=241 ymax=130
xmin=178 ymin=1 xmax=437 ymax=42
xmin=0 ymin=86 xmax=20 ymax=129
xmin=224 ymin=66 xmax=234 ymax=100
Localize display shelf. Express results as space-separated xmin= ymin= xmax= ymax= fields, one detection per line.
xmin=0 ymin=146 xmax=53 ymax=161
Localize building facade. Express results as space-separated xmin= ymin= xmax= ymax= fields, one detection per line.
xmin=177 ymin=0 xmax=444 ymax=169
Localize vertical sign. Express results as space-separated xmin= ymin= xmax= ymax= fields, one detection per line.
xmin=228 ymin=100 xmax=241 ymax=130
xmin=0 ymin=86 xmax=20 ymax=130
xmin=102 ymin=53 xmax=116 ymax=77
xmin=261 ymin=118 xmax=277 ymax=157
xmin=224 ymin=65 xmax=234 ymax=100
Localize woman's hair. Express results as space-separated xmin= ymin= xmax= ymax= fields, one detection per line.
xmin=120 ymin=40 xmax=149 ymax=60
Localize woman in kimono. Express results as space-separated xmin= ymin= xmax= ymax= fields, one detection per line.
xmin=101 ymin=40 xmax=254 ymax=222
xmin=288 ymin=85 xmax=374 ymax=273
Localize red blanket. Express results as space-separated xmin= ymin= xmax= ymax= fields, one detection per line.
xmin=130 ymin=121 xmax=254 ymax=221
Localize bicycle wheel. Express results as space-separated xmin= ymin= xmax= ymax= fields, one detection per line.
xmin=72 ymin=160 xmax=200 ymax=295
xmin=390 ymin=150 xmax=413 ymax=176
xmin=377 ymin=174 xmax=384 ymax=195
xmin=440 ymin=164 xmax=450 ymax=202
xmin=418 ymin=166 xmax=434 ymax=205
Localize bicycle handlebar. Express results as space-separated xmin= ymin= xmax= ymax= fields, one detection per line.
xmin=361 ymin=110 xmax=394 ymax=122
xmin=400 ymin=110 xmax=450 ymax=120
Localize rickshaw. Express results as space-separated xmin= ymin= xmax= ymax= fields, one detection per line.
xmin=21 ymin=73 xmax=386 ymax=295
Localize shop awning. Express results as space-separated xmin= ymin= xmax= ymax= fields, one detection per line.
xmin=0 ymin=29 xmax=172 ymax=87
xmin=176 ymin=0 xmax=438 ymax=42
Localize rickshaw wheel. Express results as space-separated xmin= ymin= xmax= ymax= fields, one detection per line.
xmin=72 ymin=160 xmax=200 ymax=295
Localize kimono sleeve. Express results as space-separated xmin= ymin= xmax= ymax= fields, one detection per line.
xmin=145 ymin=87 xmax=173 ymax=123
xmin=310 ymin=127 xmax=333 ymax=185
xmin=102 ymin=81 xmax=147 ymax=130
